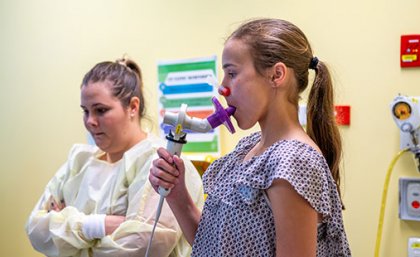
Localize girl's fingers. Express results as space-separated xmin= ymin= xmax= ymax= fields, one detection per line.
xmin=152 ymin=157 xmax=180 ymax=177
xmin=172 ymin=155 xmax=184 ymax=172
xmin=149 ymin=148 xmax=186 ymax=194
xmin=156 ymin=147 xmax=173 ymax=164
xmin=150 ymin=164 xmax=179 ymax=184
xmin=149 ymin=171 xmax=176 ymax=189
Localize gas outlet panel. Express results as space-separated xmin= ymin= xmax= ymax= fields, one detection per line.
xmin=400 ymin=178 xmax=420 ymax=221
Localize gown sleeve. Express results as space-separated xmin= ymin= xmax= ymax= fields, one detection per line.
xmin=91 ymin=156 xmax=204 ymax=257
xmin=26 ymin=144 xmax=204 ymax=257
xmin=25 ymin=146 xmax=95 ymax=257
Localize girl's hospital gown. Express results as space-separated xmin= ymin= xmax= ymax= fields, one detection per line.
xmin=26 ymin=133 xmax=204 ymax=257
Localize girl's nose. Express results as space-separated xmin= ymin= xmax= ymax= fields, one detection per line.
xmin=218 ymin=85 xmax=231 ymax=97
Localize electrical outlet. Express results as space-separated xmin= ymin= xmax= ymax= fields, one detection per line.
xmin=408 ymin=238 xmax=420 ymax=257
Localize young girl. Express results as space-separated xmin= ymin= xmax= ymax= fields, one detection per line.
xmin=149 ymin=18 xmax=351 ymax=256
xmin=26 ymin=57 xmax=204 ymax=257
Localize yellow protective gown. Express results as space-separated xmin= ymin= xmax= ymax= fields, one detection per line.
xmin=26 ymin=133 xmax=204 ymax=257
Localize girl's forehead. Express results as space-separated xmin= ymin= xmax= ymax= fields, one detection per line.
xmin=222 ymin=40 xmax=252 ymax=66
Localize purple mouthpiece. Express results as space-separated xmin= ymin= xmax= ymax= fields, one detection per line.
xmin=206 ymin=97 xmax=236 ymax=134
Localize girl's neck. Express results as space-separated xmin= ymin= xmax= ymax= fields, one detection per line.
xmin=259 ymin=102 xmax=302 ymax=145
xmin=243 ymin=102 xmax=305 ymax=162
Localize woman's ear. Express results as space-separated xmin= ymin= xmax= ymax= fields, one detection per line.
xmin=128 ymin=97 xmax=140 ymax=117
xmin=271 ymin=62 xmax=287 ymax=88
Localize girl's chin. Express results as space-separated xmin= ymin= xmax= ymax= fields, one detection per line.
xmin=236 ymin=119 xmax=256 ymax=131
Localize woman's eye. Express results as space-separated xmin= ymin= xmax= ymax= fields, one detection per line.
xmin=96 ymin=108 xmax=108 ymax=115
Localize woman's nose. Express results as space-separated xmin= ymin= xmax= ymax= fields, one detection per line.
xmin=86 ymin=115 xmax=98 ymax=127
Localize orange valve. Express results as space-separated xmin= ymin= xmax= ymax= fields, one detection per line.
xmin=393 ymin=101 xmax=411 ymax=120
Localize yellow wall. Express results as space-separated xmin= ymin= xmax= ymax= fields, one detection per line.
xmin=1 ymin=0 xmax=420 ymax=256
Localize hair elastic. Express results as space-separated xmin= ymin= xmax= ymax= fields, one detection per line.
xmin=309 ymin=57 xmax=319 ymax=70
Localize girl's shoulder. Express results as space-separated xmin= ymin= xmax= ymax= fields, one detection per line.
xmin=261 ymin=139 xmax=330 ymax=185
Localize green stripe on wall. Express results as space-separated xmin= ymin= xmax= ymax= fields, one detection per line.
xmin=183 ymin=135 xmax=219 ymax=152
xmin=160 ymin=96 xmax=213 ymax=108
xmin=158 ymin=61 xmax=216 ymax=82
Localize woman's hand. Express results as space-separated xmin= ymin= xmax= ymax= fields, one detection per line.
xmin=149 ymin=147 xmax=187 ymax=199
xmin=105 ymin=215 xmax=125 ymax=235
xmin=46 ymin=196 xmax=66 ymax=212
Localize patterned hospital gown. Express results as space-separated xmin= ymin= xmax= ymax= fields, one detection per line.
xmin=191 ymin=132 xmax=351 ymax=257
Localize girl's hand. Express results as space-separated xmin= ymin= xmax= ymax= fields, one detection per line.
xmin=149 ymin=147 xmax=186 ymax=198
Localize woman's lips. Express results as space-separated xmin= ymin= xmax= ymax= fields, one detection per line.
xmin=92 ymin=132 xmax=104 ymax=138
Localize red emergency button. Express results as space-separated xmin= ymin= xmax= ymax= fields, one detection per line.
xmin=334 ymin=105 xmax=351 ymax=126
xmin=412 ymin=200 xmax=420 ymax=209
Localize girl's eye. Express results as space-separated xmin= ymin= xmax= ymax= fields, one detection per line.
xmin=228 ymin=72 xmax=236 ymax=79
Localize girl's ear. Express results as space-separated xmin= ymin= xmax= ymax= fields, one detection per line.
xmin=271 ymin=62 xmax=287 ymax=88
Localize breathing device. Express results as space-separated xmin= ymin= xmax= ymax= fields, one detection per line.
xmin=158 ymin=96 xmax=235 ymax=195
xmin=145 ymin=96 xmax=235 ymax=257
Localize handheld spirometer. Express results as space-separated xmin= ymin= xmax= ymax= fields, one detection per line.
xmin=145 ymin=96 xmax=235 ymax=256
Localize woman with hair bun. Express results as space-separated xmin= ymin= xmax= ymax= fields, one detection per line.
xmin=26 ymin=56 xmax=204 ymax=257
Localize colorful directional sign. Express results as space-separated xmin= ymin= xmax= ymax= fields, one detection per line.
xmin=157 ymin=56 xmax=220 ymax=155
